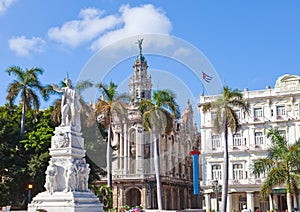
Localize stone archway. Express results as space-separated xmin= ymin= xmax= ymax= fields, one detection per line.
xmin=125 ymin=188 xmax=141 ymax=207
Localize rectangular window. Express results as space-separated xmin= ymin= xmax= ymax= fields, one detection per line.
xmin=211 ymin=112 xmax=217 ymax=121
xmin=254 ymin=108 xmax=263 ymax=118
xmin=254 ymin=132 xmax=264 ymax=145
xmin=212 ymin=165 xmax=222 ymax=180
xmin=278 ymin=130 xmax=286 ymax=138
xmin=212 ymin=135 xmax=221 ymax=149
xmin=277 ymin=106 xmax=286 ymax=116
xmin=235 ymin=110 xmax=241 ymax=119
xmin=233 ymin=164 xmax=243 ymax=179
xmin=233 ymin=133 xmax=242 ymax=146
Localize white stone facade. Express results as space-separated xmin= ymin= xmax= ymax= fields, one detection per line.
xmin=198 ymin=74 xmax=300 ymax=212
xmin=97 ymin=46 xmax=201 ymax=210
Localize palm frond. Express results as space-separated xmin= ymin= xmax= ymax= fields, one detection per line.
xmin=6 ymin=66 xmax=24 ymax=82
xmin=201 ymin=102 xmax=211 ymax=113
xmin=76 ymin=80 xmax=94 ymax=93
xmin=226 ymin=107 xmax=240 ymax=133
xmin=260 ymin=167 xmax=287 ymax=197
xmin=252 ymin=158 xmax=275 ymax=176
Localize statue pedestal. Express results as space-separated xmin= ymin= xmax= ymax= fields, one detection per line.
xmin=28 ymin=191 xmax=102 ymax=212
xmin=28 ymin=126 xmax=103 ymax=212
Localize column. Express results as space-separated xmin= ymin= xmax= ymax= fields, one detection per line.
xmin=293 ymin=194 xmax=299 ymax=212
xmin=247 ymin=192 xmax=254 ymax=212
xmin=120 ymin=131 xmax=123 ymax=170
xmin=136 ymin=125 xmax=143 ymax=174
xmin=269 ymin=194 xmax=274 ymax=211
xmin=112 ymin=186 xmax=118 ymax=208
xmin=141 ymin=186 xmax=147 ymax=209
xmin=124 ymin=123 xmax=128 ymax=174
xmin=227 ymin=192 xmax=232 ymax=212
xmin=205 ymin=192 xmax=211 ymax=212
xmin=171 ymin=187 xmax=174 ymax=210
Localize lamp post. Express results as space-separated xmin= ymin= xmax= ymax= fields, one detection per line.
xmin=212 ymin=180 xmax=221 ymax=212
xmin=27 ymin=183 xmax=33 ymax=204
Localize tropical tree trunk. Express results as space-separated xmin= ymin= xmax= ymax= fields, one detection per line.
xmin=221 ymin=126 xmax=229 ymax=212
xmin=107 ymin=125 xmax=112 ymax=189
xmin=286 ymin=193 xmax=293 ymax=212
xmin=20 ymin=103 xmax=25 ymax=135
xmin=286 ymin=181 xmax=292 ymax=212
xmin=153 ymin=130 xmax=163 ymax=210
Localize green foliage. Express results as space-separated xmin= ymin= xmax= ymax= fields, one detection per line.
xmin=0 ymin=104 xmax=31 ymax=207
xmin=91 ymin=184 xmax=113 ymax=211
xmin=119 ymin=205 xmax=145 ymax=212
xmin=252 ymin=127 xmax=300 ymax=198
xmin=21 ymin=108 xmax=54 ymax=153
xmin=0 ymin=105 xmax=55 ymax=208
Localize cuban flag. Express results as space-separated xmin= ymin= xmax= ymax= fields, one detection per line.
xmin=202 ymin=71 xmax=212 ymax=83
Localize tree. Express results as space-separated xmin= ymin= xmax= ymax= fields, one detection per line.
xmin=6 ymin=66 xmax=48 ymax=135
xmin=252 ymin=127 xmax=300 ymax=212
xmin=21 ymin=108 xmax=55 ymax=193
xmin=138 ymin=89 xmax=180 ymax=210
xmin=0 ymin=104 xmax=35 ymax=208
xmin=95 ymin=81 xmax=128 ymax=189
xmin=201 ymin=86 xmax=249 ymax=212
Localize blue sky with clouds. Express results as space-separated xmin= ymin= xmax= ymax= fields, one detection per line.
xmin=1 ymin=0 xmax=300 ymax=117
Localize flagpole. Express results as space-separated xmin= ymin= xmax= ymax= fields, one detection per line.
xmin=201 ymin=71 xmax=205 ymax=95
xmin=201 ymin=78 xmax=205 ymax=95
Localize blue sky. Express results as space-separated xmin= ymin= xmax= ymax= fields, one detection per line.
xmin=1 ymin=0 xmax=300 ymax=119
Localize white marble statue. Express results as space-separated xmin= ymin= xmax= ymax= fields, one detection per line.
xmin=78 ymin=163 xmax=90 ymax=192
xmin=52 ymin=78 xmax=82 ymax=132
xmin=45 ymin=159 xmax=57 ymax=195
xmin=64 ymin=162 xmax=78 ymax=192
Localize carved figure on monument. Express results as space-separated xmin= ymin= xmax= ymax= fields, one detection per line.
xmin=64 ymin=162 xmax=78 ymax=192
xmin=52 ymin=78 xmax=82 ymax=132
xmin=78 ymin=163 xmax=90 ymax=192
xmin=45 ymin=159 xmax=57 ymax=195
xmin=53 ymin=131 xmax=70 ymax=148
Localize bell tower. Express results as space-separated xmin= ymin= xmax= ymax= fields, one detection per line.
xmin=129 ymin=38 xmax=152 ymax=105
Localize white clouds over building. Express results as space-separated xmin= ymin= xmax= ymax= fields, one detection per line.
xmin=47 ymin=4 xmax=172 ymax=51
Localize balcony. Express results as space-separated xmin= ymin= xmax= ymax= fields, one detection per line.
xmin=229 ymin=178 xmax=264 ymax=185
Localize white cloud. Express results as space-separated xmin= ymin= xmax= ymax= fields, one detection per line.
xmin=173 ymin=47 xmax=192 ymax=58
xmin=0 ymin=0 xmax=15 ymax=15
xmin=9 ymin=36 xmax=46 ymax=56
xmin=90 ymin=4 xmax=172 ymax=51
xmin=47 ymin=4 xmax=172 ymax=51
xmin=48 ymin=7 xmax=121 ymax=48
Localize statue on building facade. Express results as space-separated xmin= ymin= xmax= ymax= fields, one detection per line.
xmin=136 ymin=38 xmax=143 ymax=55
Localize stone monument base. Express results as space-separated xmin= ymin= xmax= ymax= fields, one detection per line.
xmin=28 ymin=191 xmax=103 ymax=212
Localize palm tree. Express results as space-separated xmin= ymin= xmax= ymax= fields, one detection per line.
xmin=95 ymin=81 xmax=128 ymax=189
xmin=6 ymin=66 xmax=48 ymax=135
xmin=252 ymin=127 xmax=300 ymax=212
xmin=201 ymin=86 xmax=249 ymax=212
xmin=138 ymin=89 xmax=180 ymax=210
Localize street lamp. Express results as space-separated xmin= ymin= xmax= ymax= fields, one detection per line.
xmin=212 ymin=180 xmax=221 ymax=212
xmin=27 ymin=183 xmax=33 ymax=204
